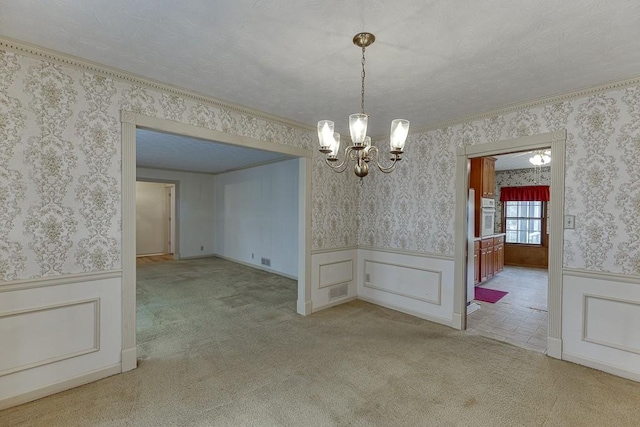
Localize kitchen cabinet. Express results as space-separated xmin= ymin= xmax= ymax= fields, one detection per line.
xmin=474 ymin=240 xmax=480 ymax=285
xmin=470 ymin=156 xmax=496 ymax=237
xmin=476 ymin=234 xmax=504 ymax=285
xmin=494 ymin=235 xmax=504 ymax=274
xmin=480 ymin=237 xmax=493 ymax=282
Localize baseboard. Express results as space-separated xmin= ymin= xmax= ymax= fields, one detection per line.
xmin=177 ymin=254 xmax=217 ymax=260
xmin=547 ymin=337 xmax=562 ymax=359
xmin=213 ymin=253 xmax=298 ymax=280
xmin=0 ymin=363 xmax=121 ymax=411
xmin=357 ymin=296 xmax=453 ymax=328
xmin=452 ymin=312 xmax=464 ymax=330
xmin=562 ymin=352 xmax=640 ymax=382
xmin=311 ymin=296 xmax=357 ymax=313
xmin=297 ymin=299 xmax=312 ymax=315
xmin=121 ymin=346 xmax=137 ymax=372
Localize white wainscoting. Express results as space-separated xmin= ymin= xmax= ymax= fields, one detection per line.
xmin=0 ymin=273 xmax=122 ymax=409
xmin=311 ymin=248 xmax=357 ymax=311
xmin=562 ymin=270 xmax=640 ymax=381
xmin=356 ymin=248 xmax=455 ymax=327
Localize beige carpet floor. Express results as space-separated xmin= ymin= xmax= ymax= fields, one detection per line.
xmin=2 ymin=257 xmax=640 ymax=426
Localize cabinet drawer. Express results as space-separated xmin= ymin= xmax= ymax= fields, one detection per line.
xmin=493 ymin=236 xmax=504 ymax=245
xmin=481 ymin=238 xmax=493 ymax=248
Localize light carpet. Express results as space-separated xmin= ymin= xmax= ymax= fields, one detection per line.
xmin=1 ymin=257 xmax=639 ymax=426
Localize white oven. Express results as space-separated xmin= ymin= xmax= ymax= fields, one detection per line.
xmin=480 ymin=197 xmax=495 ymax=237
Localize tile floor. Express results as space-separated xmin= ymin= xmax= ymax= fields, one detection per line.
xmin=467 ymin=266 xmax=548 ymax=353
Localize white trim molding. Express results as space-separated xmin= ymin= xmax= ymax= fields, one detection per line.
xmin=318 ymin=260 xmax=353 ymax=289
xmin=0 ymin=299 xmax=100 ymax=377
xmin=0 ymin=36 xmax=314 ymax=133
xmin=358 ymin=295 xmax=453 ymax=328
xmin=454 ymin=131 xmax=566 ymax=361
xmin=0 ymin=363 xmax=121 ymax=411
xmin=564 ymin=268 xmax=640 ymax=286
xmin=363 ymin=259 xmax=442 ymax=306
xmin=0 ymin=270 xmax=122 ymax=293
xmin=582 ymin=293 xmax=640 ymax=356
xmin=121 ymin=113 xmax=315 ymax=364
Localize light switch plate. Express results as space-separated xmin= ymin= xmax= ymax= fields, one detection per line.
xmin=564 ymin=215 xmax=575 ymax=229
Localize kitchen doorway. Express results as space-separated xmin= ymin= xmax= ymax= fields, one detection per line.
xmin=453 ymin=131 xmax=566 ymax=359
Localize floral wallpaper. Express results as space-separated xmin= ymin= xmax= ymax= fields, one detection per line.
xmin=359 ymin=87 xmax=640 ymax=275
xmin=0 ymin=49 xmax=358 ymax=281
xmin=2 ymin=45 xmax=639 ymax=280
xmin=494 ymin=166 xmax=551 ymax=232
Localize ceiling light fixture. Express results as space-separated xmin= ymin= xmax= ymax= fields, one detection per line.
xmin=529 ymin=150 xmax=551 ymax=166
xmin=317 ymin=32 xmax=409 ymax=178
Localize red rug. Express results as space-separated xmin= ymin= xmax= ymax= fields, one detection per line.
xmin=474 ymin=287 xmax=508 ymax=304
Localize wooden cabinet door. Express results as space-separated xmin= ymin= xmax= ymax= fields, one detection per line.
xmin=474 ymin=246 xmax=480 ymax=285
xmin=483 ymin=157 xmax=496 ymax=197
xmin=497 ymin=243 xmax=504 ymax=273
xmin=486 ymin=246 xmax=494 ymax=278
xmin=480 ymin=248 xmax=488 ymax=282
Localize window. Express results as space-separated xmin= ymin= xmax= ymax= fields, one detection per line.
xmin=504 ymin=201 xmax=543 ymax=244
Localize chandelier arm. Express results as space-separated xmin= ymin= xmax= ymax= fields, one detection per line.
xmin=368 ymin=146 xmax=399 ymax=173
xmin=325 ymin=146 xmax=355 ymax=173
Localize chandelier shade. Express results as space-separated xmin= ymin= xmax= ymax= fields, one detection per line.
xmin=317 ymin=32 xmax=409 ymax=178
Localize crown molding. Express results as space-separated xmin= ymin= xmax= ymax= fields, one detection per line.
xmin=0 ymin=35 xmax=315 ymax=133
xmin=408 ymin=75 xmax=640 ymax=137
xmin=3 ymin=35 xmax=639 ymax=141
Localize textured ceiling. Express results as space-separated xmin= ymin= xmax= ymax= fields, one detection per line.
xmin=136 ymin=129 xmax=291 ymax=174
xmin=494 ymin=151 xmax=543 ymax=171
xmin=1 ymin=1 xmax=640 ymax=137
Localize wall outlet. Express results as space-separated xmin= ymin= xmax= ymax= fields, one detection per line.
xmin=564 ymin=215 xmax=575 ymax=229
xmin=252 ymin=253 xmax=254 ymax=259
xmin=200 ymin=246 xmax=204 ymax=251
xmin=365 ymin=273 xmax=371 ymax=283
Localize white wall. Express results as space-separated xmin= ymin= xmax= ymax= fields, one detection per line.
xmin=137 ymin=168 xmax=216 ymax=258
xmin=136 ymin=182 xmax=169 ymax=255
xmin=214 ymin=159 xmax=299 ymax=278
xmin=356 ymin=249 xmax=455 ymax=326
xmin=0 ymin=274 xmax=122 ymax=409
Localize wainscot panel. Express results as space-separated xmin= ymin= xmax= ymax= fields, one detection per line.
xmin=311 ymin=248 xmax=357 ymax=311
xmin=356 ymin=248 xmax=455 ymax=326
xmin=562 ymin=271 xmax=640 ymax=381
xmin=0 ymin=274 xmax=122 ymax=408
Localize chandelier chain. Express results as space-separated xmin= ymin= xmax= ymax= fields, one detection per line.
xmin=361 ymin=46 xmax=366 ymax=114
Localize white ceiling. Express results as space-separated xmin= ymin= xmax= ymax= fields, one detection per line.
xmin=1 ymin=1 xmax=639 ymax=138
xmin=136 ymin=129 xmax=291 ymax=174
xmin=494 ymin=151 xmax=547 ymax=171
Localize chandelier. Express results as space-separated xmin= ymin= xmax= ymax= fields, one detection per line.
xmin=317 ymin=32 xmax=409 ymax=178
xmin=529 ymin=150 xmax=551 ymax=166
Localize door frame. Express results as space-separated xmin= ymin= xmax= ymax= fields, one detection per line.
xmin=136 ymin=179 xmax=179 ymax=260
xmin=453 ymin=130 xmax=566 ymax=359
xmin=120 ymin=110 xmax=313 ymax=372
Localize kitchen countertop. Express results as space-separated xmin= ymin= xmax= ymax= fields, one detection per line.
xmin=473 ymin=232 xmax=506 ymax=241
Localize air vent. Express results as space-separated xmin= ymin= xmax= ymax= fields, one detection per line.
xmin=261 ymin=257 xmax=271 ymax=267
xmin=329 ymin=283 xmax=348 ymax=300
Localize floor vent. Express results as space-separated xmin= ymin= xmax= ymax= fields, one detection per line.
xmin=261 ymin=257 xmax=271 ymax=267
xmin=329 ymin=283 xmax=348 ymax=300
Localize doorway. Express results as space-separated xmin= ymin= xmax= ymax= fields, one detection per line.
xmin=453 ymin=131 xmax=566 ymax=359
xmin=135 ymin=181 xmax=176 ymax=259
xmin=120 ymin=111 xmax=313 ymax=372
xmin=466 ymin=151 xmax=551 ymax=352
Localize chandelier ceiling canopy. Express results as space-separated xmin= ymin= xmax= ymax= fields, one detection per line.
xmin=317 ymin=32 xmax=409 ymax=178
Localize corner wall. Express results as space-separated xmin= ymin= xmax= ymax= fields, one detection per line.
xmin=214 ymin=159 xmax=299 ymax=278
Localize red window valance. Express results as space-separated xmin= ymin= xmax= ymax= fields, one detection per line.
xmin=500 ymin=185 xmax=550 ymax=202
